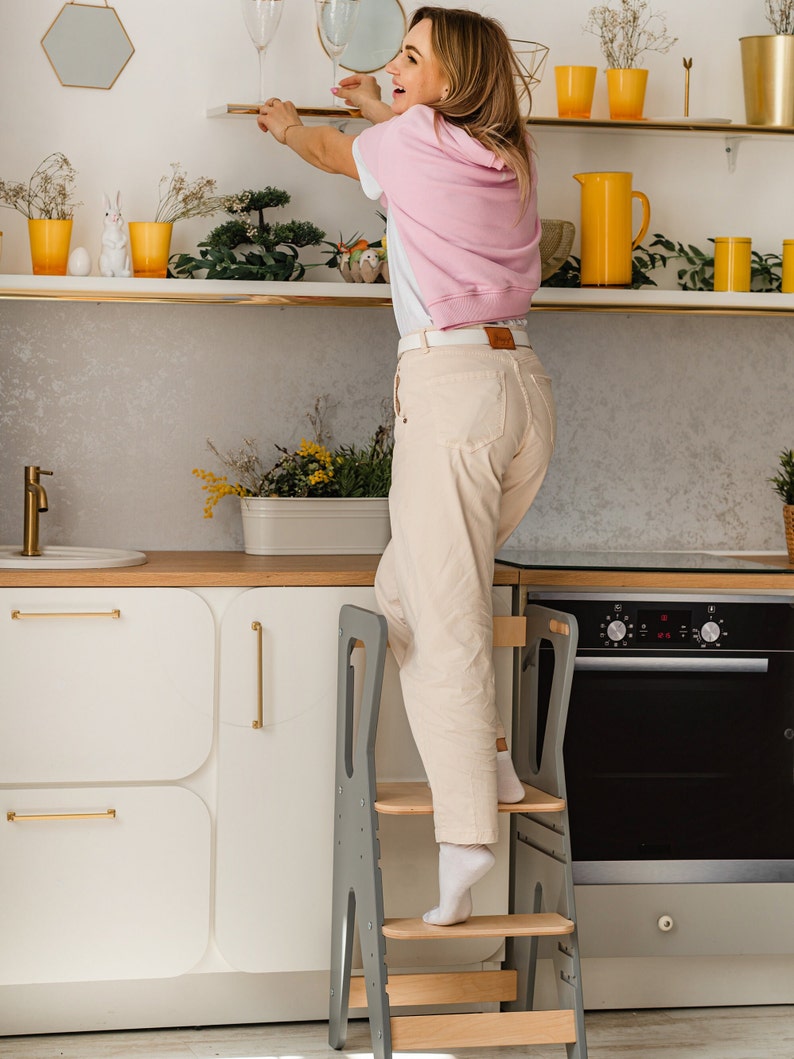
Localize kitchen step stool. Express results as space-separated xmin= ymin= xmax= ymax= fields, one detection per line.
xmin=329 ymin=603 xmax=585 ymax=1058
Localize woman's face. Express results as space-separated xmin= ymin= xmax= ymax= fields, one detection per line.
xmin=384 ymin=18 xmax=450 ymax=115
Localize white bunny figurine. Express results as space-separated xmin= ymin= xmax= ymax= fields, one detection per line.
xmin=99 ymin=192 xmax=131 ymax=278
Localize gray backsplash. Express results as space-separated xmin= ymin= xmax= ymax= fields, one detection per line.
xmin=1 ymin=301 xmax=791 ymax=554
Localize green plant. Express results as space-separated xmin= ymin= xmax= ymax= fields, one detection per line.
xmin=193 ymin=398 xmax=394 ymax=516
xmin=152 ymin=163 xmax=221 ymax=224
xmin=584 ymin=0 xmax=677 ymax=68
xmin=541 ymin=233 xmax=784 ymax=291
xmin=765 ymin=0 xmax=794 ymax=33
xmin=0 ymin=152 xmax=81 ymax=219
xmin=769 ymin=449 xmax=794 ymax=505
xmin=171 ymin=187 xmax=325 ymax=281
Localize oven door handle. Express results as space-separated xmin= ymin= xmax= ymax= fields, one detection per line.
xmin=575 ymin=656 xmax=769 ymax=673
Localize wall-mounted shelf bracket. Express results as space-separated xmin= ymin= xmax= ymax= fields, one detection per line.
xmin=723 ymin=135 xmax=750 ymax=174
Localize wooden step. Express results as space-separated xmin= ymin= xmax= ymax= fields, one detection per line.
xmin=374 ymin=780 xmax=565 ymax=815
xmin=348 ymin=969 xmax=517 ymax=1009
xmin=352 ymin=614 xmax=529 ymax=652
xmin=382 ymin=912 xmax=574 ymax=940
xmin=390 ymin=1009 xmax=577 ymax=1049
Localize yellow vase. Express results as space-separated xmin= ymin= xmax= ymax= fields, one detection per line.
xmin=28 ymin=218 xmax=73 ymax=276
xmin=573 ymin=171 xmax=651 ymax=288
xmin=128 ymin=221 xmax=173 ymax=279
xmin=555 ymin=65 xmax=598 ymax=119
xmin=606 ymin=67 xmax=648 ymax=120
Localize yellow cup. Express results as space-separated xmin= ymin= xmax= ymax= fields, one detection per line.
xmin=28 ymin=218 xmax=73 ymax=276
xmin=782 ymin=240 xmax=794 ymax=294
xmin=128 ymin=221 xmax=173 ymax=279
xmin=713 ymin=237 xmax=752 ymax=292
xmin=555 ymin=65 xmax=597 ymax=119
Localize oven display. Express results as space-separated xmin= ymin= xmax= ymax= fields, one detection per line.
xmin=636 ymin=608 xmax=692 ymax=643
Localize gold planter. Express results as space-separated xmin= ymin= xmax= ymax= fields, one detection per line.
xmin=784 ymin=504 xmax=794 ymax=564
xmin=28 ymin=218 xmax=73 ymax=276
xmin=740 ymin=34 xmax=794 ymax=126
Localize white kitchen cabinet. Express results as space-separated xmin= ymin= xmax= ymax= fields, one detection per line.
xmin=0 ymin=785 xmax=210 ymax=984
xmin=214 ymin=586 xmax=372 ymax=973
xmin=0 ymin=588 xmax=214 ymax=783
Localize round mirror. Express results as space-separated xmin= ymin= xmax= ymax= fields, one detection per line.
xmin=329 ymin=0 xmax=405 ymax=74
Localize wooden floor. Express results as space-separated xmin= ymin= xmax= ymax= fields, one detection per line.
xmin=1 ymin=1008 xmax=793 ymax=1059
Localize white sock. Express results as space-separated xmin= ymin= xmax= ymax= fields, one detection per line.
xmin=497 ymin=749 xmax=525 ymax=803
xmin=423 ymin=842 xmax=495 ymax=926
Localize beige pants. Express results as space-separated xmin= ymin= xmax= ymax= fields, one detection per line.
xmin=374 ymin=331 xmax=556 ymax=844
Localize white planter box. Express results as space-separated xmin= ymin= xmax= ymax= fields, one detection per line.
xmin=239 ymin=497 xmax=391 ymax=555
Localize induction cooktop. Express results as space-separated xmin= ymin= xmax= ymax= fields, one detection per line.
xmin=496 ymin=549 xmax=793 ymax=573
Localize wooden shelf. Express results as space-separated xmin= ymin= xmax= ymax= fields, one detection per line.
xmin=528 ymin=115 xmax=794 ymax=136
xmin=0 ymin=275 xmax=391 ymax=307
xmin=208 ymin=107 xmax=794 ymax=137
xmin=3 ymin=275 xmax=794 ymax=315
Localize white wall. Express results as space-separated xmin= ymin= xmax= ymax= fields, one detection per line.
xmin=0 ymin=0 xmax=792 ymax=554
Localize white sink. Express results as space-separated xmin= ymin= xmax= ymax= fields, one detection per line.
xmin=0 ymin=545 xmax=147 ymax=569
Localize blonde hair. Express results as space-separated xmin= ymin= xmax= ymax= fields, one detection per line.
xmin=410 ymin=6 xmax=533 ymax=205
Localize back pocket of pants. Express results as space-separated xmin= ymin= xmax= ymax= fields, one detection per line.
xmin=427 ymin=370 xmax=506 ymax=452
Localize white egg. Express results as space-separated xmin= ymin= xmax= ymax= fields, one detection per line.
xmin=68 ymin=246 xmax=92 ymax=276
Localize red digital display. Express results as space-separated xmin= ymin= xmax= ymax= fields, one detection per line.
xmin=637 ymin=608 xmax=692 ymax=644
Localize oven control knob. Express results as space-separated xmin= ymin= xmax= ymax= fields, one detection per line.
xmin=657 ymin=915 xmax=674 ymax=932
xmin=700 ymin=620 xmax=721 ymax=643
xmin=607 ymin=619 xmax=627 ymax=642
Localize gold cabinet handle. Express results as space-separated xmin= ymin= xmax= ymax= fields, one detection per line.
xmin=7 ymin=809 xmax=117 ymax=822
xmin=11 ymin=609 xmax=121 ymax=620
xmin=251 ymin=620 xmax=263 ymax=729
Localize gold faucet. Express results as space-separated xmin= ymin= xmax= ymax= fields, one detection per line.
xmin=23 ymin=466 xmax=53 ymax=556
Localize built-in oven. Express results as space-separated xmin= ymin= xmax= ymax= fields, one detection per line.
xmin=529 ymin=592 xmax=794 ymax=884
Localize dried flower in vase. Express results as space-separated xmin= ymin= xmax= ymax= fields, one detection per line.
xmin=584 ymin=0 xmax=677 ymax=69
xmin=765 ymin=0 xmax=794 ymax=34
xmin=0 ymin=152 xmax=81 ymax=219
xmin=153 ymin=163 xmax=221 ymax=224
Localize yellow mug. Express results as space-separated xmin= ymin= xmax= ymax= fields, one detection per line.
xmin=782 ymin=240 xmax=794 ymax=294
xmin=713 ymin=237 xmax=751 ymax=292
xmin=555 ymin=66 xmax=597 ymax=119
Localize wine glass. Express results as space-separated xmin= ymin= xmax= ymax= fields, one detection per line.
xmin=314 ymin=0 xmax=361 ymax=107
xmin=240 ymin=0 xmax=285 ymax=104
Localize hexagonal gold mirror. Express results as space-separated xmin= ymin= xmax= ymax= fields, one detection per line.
xmin=42 ymin=2 xmax=134 ymax=90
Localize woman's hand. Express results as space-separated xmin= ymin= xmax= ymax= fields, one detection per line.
xmin=257 ymin=97 xmax=303 ymax=144
xmin=334 ymin=75 xmax=393 ymax=124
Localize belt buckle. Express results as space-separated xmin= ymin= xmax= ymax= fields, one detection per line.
xmin=483 ymin=326 xmax=516 ymax=350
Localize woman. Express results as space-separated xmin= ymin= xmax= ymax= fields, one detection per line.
xmin=258 ymin=6 xmax=555 ymax=926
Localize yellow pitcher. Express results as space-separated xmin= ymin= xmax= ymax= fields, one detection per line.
xmin=573 ymin=172 xmax=651 ymax=287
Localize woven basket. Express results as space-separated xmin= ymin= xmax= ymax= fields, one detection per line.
xmin=539 ymin=218 xmax=576 ymax=281
xmin=784 ymin=504 xmax=794 ymax=564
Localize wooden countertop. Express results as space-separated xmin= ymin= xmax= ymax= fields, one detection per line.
xmin=0 ymin=551 xmax=791 ymax=590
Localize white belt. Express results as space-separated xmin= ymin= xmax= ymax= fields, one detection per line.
xmin=398 ymin=326 xmax=530 ymax=355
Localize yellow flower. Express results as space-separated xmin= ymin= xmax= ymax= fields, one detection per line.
xmin=192 ymin=468 xmax=246 ymax=518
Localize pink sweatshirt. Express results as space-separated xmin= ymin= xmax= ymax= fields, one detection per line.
xmin=355 ymin=105 xmax=541 ymax=330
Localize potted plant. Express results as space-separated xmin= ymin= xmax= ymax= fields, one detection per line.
xmin=741 ymin=1 xmax=794 ymax=126
xmin=128 ymin=163 xmax=221 ymax=279
xmin=170 ymin=187 xmax=325 ymax=282
xmin=0 ymin=152 xmax=81 ymax=275
xmin=768 ymin=448 xmax=794 ymax=563
xmin=584 ymin=0 xmax=677 ymax=119
xmin=193 ymin=398 xmax=393 ymax=555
